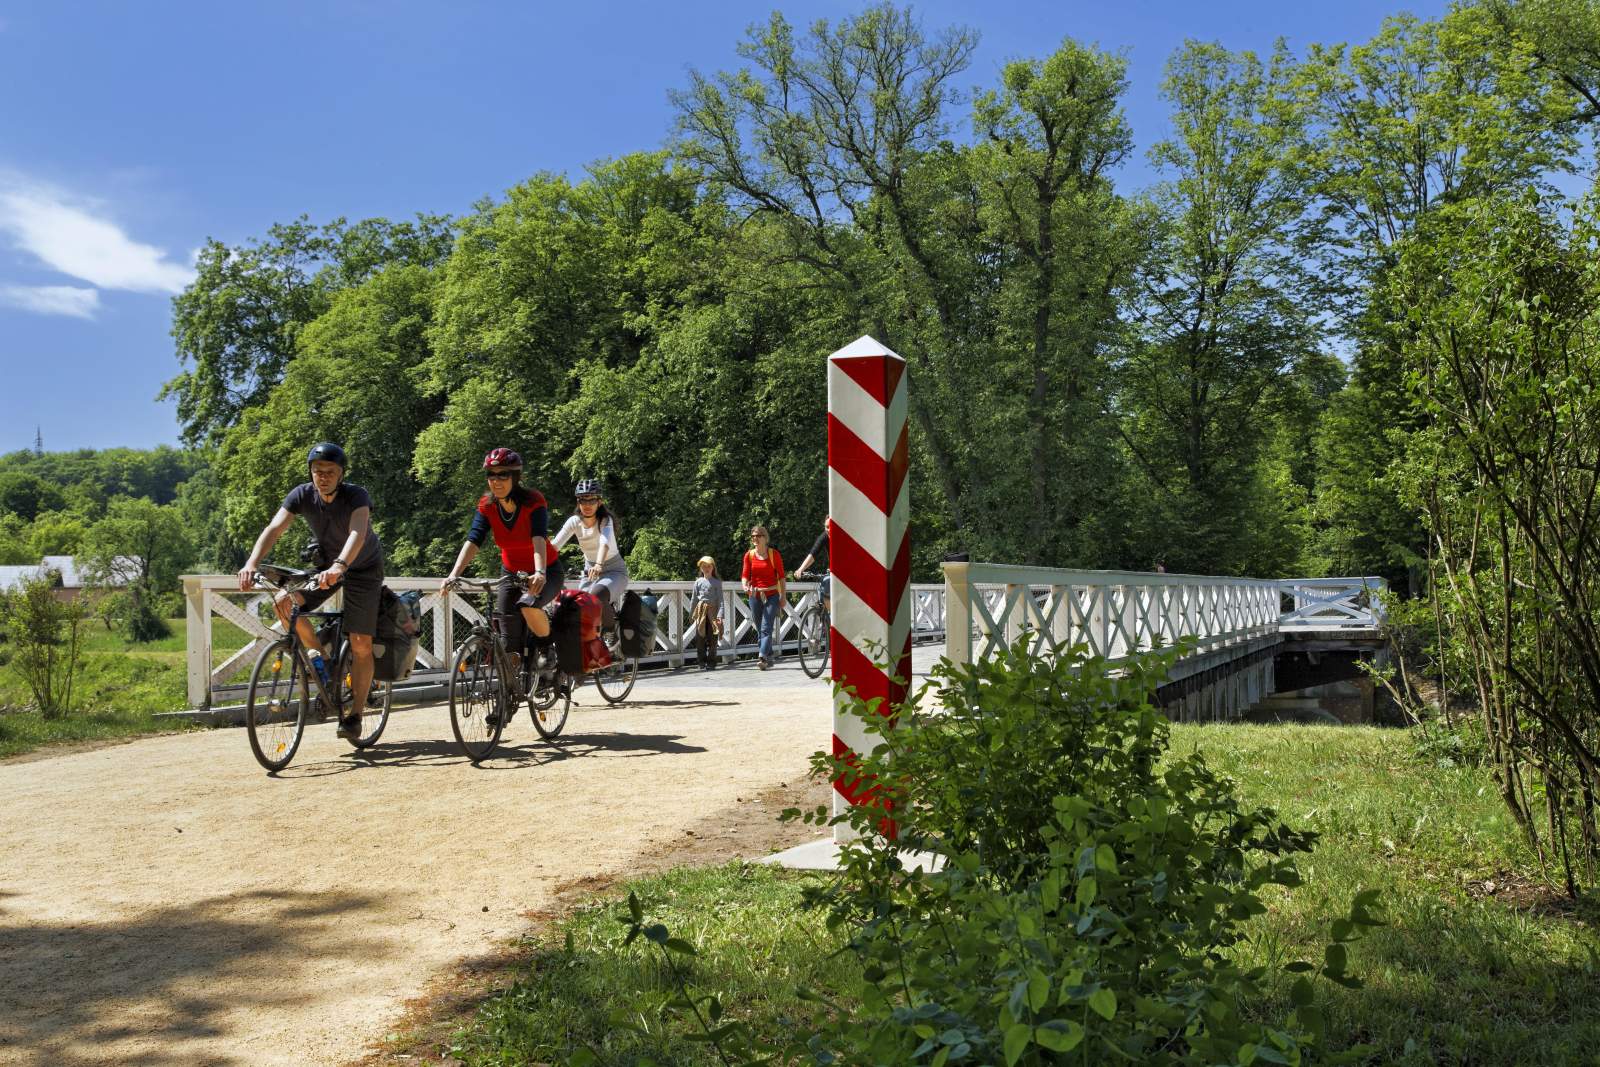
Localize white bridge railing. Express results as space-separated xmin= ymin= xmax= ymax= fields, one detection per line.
xmin=181 ymin=574 xmax=946 ymax=709
xmin=183 ymin=569 xmax=1383 ymax=709
xmin=942 ymin=563 xmax=1386 ymax=667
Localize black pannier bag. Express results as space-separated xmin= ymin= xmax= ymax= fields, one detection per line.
xmin=372 ymin=587 xmax=421 ymax=682
xmin=548 ymin=590 xmax=586 ymax=675
xmin=619 ymin=590 xmax=660 ymax=658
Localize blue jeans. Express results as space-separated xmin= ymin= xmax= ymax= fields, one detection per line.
xmin=749 ymin=593 xmax=781 ymax=662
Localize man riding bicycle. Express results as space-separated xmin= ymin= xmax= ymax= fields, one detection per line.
xmin=794 ymin=519 xmax=831 ymax=612
xmin=441 ymin=448 xmax=565 ymax=687
xmin=238 ymin=442 xmax=383 ymax=740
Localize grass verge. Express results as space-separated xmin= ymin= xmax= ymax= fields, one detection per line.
xmin=430 ymin=724 xmax=1600 ymax=1066
xmin=0 ymin=617 xmax=246 ymax=759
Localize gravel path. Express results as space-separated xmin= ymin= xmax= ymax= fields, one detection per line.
xmin=0 ymin=661 xmax=840 ymax=1066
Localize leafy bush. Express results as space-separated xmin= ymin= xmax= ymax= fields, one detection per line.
xmin=0 ymin=570 xmax=87 ymax=717
xmin=599 ymin=642 xmax=1381 ymax=1066
xmin=93 ymin=588 xmax=172 ymax=643
xmin=777 ymin=641 xmax=1379 ymax=1065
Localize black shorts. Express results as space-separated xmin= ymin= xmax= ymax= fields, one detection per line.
xmin=297 ymin=563 xmax=384 ymax=637
xmin=494 ymin=561 xmax=567 ymax=651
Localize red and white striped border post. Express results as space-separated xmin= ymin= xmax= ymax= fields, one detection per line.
xmin=827 ymin=335 xmax=911 ymax=841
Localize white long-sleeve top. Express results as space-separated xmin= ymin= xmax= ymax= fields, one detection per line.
xmin=551 ymin=514 xmax=623 ymax=570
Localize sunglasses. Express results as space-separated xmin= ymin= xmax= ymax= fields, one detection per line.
xmin=577 ymin=496 xmax=602 ymax=505
xmin=486 ymin=470 xmax=514 ymax=480
xmin=750 ymin=533 xmax=767 ymax=540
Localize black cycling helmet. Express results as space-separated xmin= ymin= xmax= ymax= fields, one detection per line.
xmin=307 ymin=442 xmax=347 ymax=471
xmin=574 ymin=477 xmax=603 ymax=498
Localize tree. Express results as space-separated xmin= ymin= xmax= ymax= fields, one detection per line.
xmin=1290 ymin=8 xmax=1583 ymax=588
xmin=164 ymin=214 xmax=453 ymax=445
xmin=220 ymin=264 xmax=450 ymax=573
xmin=1118 ymin=42 xmax=1316 ymax=574
xmin=673 ymin=6 xmax=985 ymax=540
xmin=969 ymin=40 xmax=1143 ymax=562
xmin=80 ymin=498 xmax=194 ymax=641
xmin=0 ymin=514 xmax=31 ymax=565
xmin=1391 ymin=189 xmax=1600 ymax=894
xmin=1485 ymin=0 xmax=1600 ymax=129
xmin=0 ymin=471 xmax=65 ymax=522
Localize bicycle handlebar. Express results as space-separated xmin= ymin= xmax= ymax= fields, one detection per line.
xmin=444 ymin=571 xmax=540 ymax=593
xmin=252 ymin=563 xmax=317 ymax=592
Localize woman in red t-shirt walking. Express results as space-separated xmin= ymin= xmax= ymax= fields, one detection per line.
xmin=741 ymin=524 xmax=786 ymax=670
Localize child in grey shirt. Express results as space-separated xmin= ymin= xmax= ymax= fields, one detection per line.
xmin=691 ymin=556 xmax=723 ymax=669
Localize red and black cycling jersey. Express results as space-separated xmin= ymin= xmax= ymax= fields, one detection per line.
xmin=467 ymin=488 xmax=551 ymax=573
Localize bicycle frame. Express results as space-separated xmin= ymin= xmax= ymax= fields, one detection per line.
xmin=257 ymin=570 xmax=348 ymax=717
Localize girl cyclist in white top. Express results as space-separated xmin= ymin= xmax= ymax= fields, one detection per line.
xmin=550 ymin=477 xmax=630 ymax=620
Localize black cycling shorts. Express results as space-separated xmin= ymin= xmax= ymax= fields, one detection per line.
xmin=297 ymin=563 xmax=384 ymax=637
xmin=495 ymin=560 xmax=566 ymax=651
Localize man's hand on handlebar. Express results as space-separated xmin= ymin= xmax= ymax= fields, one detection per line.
xmin=237 ymin=566 xmax=257 ymax=592
xmin=315 ymin=566 xmax=343 ymax=591
xmin=440 ymin=575 xmax=460 ymax=595
xmin=524 ymin=572 xmax=547 ymax=594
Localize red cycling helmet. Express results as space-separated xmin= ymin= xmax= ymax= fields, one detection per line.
xmin=482 ymin=447 xmax=523 ymax=471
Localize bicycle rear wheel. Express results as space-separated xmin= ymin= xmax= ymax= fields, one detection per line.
xmin=798 ymin=606 xmax=830 ymax=679
xmin=246 ymin=638 xmax=308 ymax=772
xmin=336 ymin=645 xmax=392 ymax=749
xmin=449 ymin=633 xmax=506 ymax=763
xmin=530 ymin=671 xmax=572 ymax=739
xmin=592 ymin=626 xmax=637 ymax=703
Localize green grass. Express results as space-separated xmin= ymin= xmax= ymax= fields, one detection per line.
xmin=1187 ymin=725 xmax=1600 ymax=1066
xmin=441 ymin=725 xmax=1600 ymax=1066
xmin=443 ymin=864 xmax=854 ymax=1065
xmin=0 ymin=616 xmax=242 ymax=759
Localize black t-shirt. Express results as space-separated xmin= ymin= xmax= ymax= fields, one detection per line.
xmin=283 ymin=482 xmax=383 ymax=571
xmin=808 ymin=530 xmax=829 ymax=566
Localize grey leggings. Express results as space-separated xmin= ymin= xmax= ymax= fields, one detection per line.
xmin=580 ymin=567 xmax=629 ymax=611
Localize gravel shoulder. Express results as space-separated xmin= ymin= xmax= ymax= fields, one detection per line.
xmin=0 ymin=671 xmax=834 ymax=1067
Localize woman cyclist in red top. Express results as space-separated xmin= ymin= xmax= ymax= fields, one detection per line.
xmin=441 ymin=448 xmax=565 ymax=673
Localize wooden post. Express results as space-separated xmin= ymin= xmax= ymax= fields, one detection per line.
xmin=184 ymin=577 xmax=210 ymax=709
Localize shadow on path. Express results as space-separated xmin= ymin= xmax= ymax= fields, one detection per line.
xmin=0 ymin=888 xmax=387 ymax=1067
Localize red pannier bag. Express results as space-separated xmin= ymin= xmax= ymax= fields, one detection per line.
xmin=550 ymin=589 xmax=611 ymax=674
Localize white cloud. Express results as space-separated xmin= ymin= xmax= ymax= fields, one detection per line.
xmin=0 ymin=285 xmax=101 ymax=319
xmin=0 ymin=176 xmax=194 ymax=294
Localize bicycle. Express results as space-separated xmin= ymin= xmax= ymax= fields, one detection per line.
xmin=446 ymin=574 xmax=573 ymax=763
xmin=794 ymin=571 xmax=831 ymax=679
xmin=243 ymin=563 xmax=393 ymax=772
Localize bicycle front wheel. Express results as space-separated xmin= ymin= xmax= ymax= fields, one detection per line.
xmin=530 ymin=672 xmax=572 ymax=739
xmin=798 ymin=606 xmax=830 ymax=679
xmin=246 ymin=638 xmax=308 ymax=772
xmin=592 ymin=627 xmax=637 ymax=704
xmin=449 ymin=633 xmax=506 ymax=763
xmin=336 ymin=645 xmax=392 ymax=749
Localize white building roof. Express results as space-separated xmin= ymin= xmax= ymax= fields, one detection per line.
xmin=0 ymin=564 xmax=45 ymax=594
xmin=0 ymin=556 xmax=139 ymax=593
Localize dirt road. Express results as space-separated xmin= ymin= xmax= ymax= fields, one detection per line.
xmin=0 ymin=670 xmax=834 ymax=1066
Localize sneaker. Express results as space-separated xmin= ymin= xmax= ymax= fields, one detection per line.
xmin=337 ymin=714 xmax=362 ymax=739
xmin=758 ymin=658 xmax=770 ymax=671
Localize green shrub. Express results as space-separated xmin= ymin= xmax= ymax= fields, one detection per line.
xmin=783 ymin=641 xmax=1380 ymax=1065
xmin=0 ymin=570 xmax=87 ymax=716
xmin=599 ymin=642 xmax=1382 ymax=1065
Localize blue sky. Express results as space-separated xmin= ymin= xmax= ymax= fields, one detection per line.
xmin=0 ymin=0 xmax=1445 ymax=453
